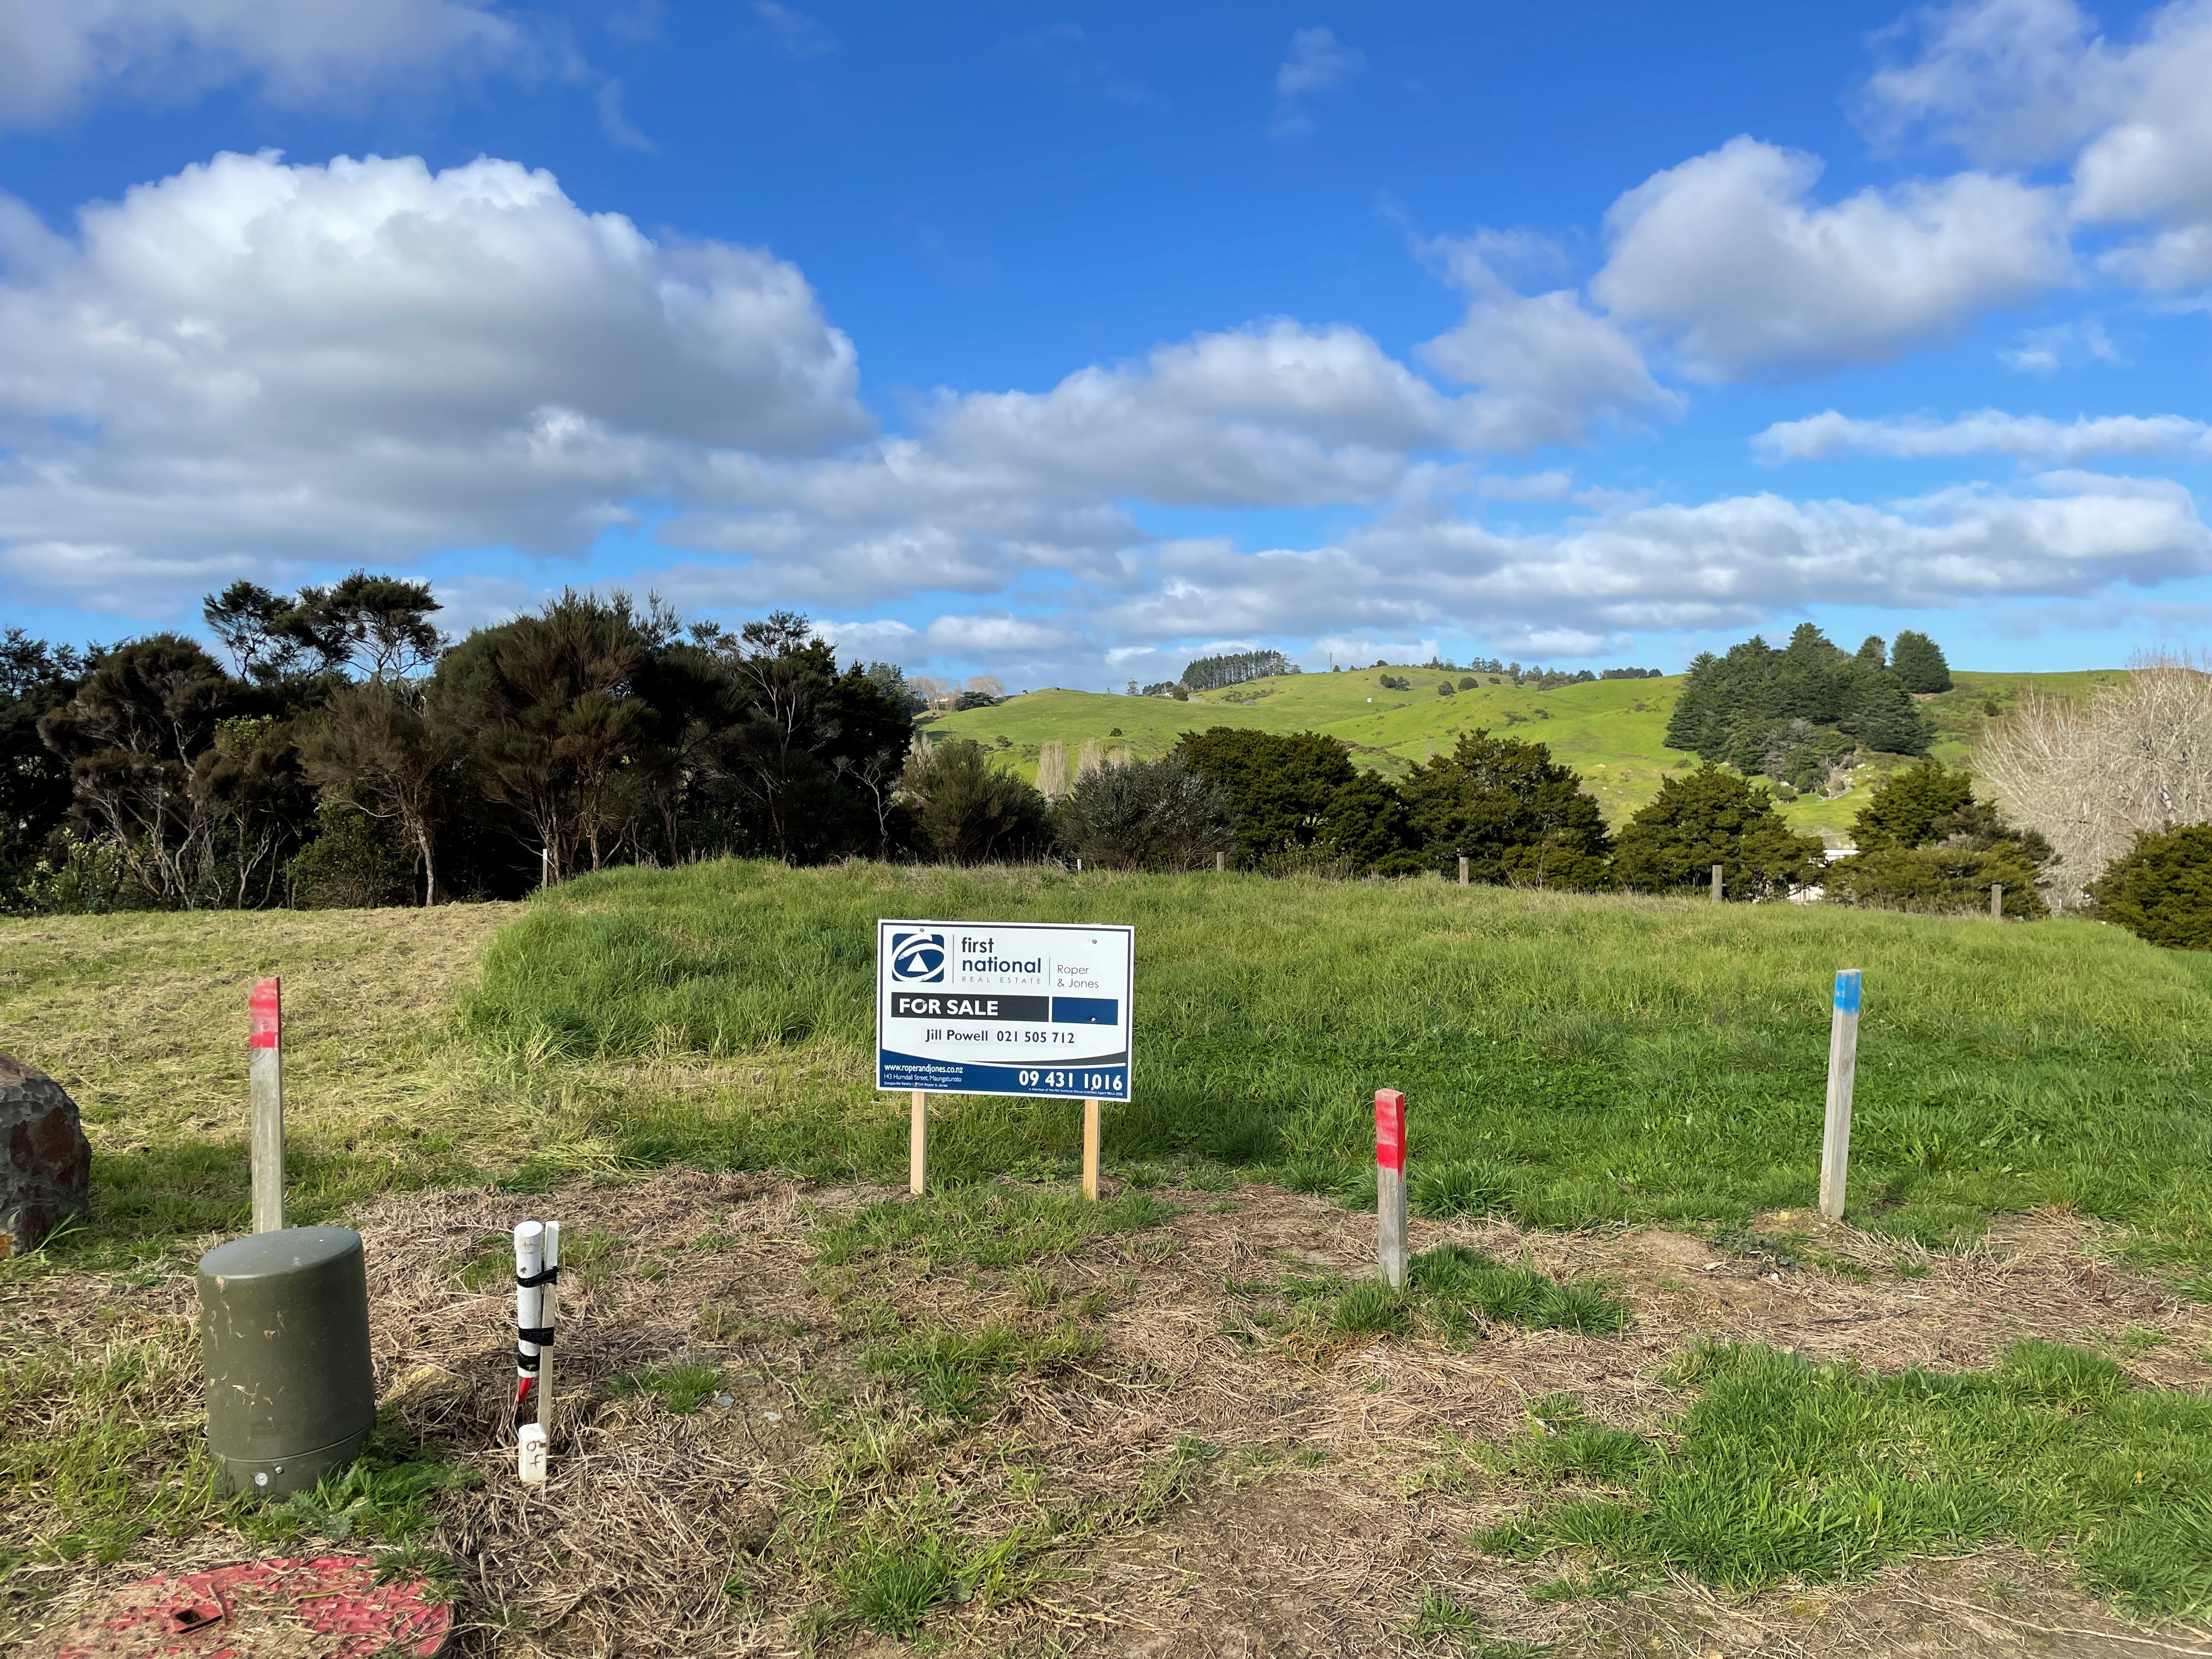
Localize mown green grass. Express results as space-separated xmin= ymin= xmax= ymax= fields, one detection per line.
xmin=1480 ymin=1340 xmax=2212 ymax=1619
xmin=928 ymin=667 xmax=2122 ymax=837
xmin=459 ymin=859 xmax=2212 ymax=1281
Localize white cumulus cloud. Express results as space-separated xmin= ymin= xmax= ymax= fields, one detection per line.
xmin=1866 ymin=0 xmax=2212 ymax=287
xmin=0 ymin=150 xmax=866 ymax=612
xmin=1591 ymin=135 xmax=2069 ymax=380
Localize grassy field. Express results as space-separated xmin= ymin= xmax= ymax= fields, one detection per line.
xmin=928 ymin=665 xmax=2127 ymax=841
xmin=455 ymin=859 xmax=2212 ymax=1280
xmin=9 ymin=866 xmax=2212 ymax=1650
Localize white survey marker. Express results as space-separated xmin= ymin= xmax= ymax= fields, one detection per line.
xmin=876 ymin=919 xmax=1133 ymax=1101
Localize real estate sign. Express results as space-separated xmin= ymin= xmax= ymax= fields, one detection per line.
xmin=876 ymin=919 xmax=1133 ymax=1101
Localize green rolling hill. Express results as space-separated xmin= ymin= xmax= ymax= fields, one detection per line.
xmin=926 ymin=663 xmax=2125 ymax=843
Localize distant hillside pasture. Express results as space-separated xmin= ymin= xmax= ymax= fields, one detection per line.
xmin=930 ymin=668 xmax=2124 ymax=842
xmin=460 ymin=859 xmax=2212 ymax=1282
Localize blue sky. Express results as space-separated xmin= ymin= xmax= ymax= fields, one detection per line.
xmin=2 ymin=0 xmax=2209 ymax=688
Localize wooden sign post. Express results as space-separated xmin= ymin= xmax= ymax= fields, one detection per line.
xmin=1819 ymin=970 xmax=1862 ymax=1222
xmin=1991 ymin=883 xmax=2004 ymax=919
xmin=1375 ymin=1088 xmax=1407 ymax=1289
xmin=248 ymin=978 xmax=285 ymax=1234
xmin=1711 ymin=864 xmax=1724 ymax=904
xmin=878 ymin=921 xmax=1134 ymax=1205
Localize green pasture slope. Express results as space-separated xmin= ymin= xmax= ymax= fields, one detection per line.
xmin=928 ymin=665 xmax=2125 ymax=841
xmin=464 ymin=859 xmax=2212 ymax=1285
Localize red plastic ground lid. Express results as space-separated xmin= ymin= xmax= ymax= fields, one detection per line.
xmin=36 ymin=1554 xmax=450 ymax=1659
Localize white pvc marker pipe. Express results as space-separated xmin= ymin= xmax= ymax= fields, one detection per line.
xmin=1819 ymin=970 xmax=1863 ymax=1223
xmin=1375 ymin=1088 xmax=1408 ymax=1289
xmin=537 ymin=1221 xmax=560 ymax=1434
xmin=248 ymin=978 xmax=284 ymax=1234
xmin=514 ymin=1221 xmax=545 ymax=1428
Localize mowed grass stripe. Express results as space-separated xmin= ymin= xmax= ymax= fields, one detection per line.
xmin=460 ymin=860 xmax=2212 ymax=1278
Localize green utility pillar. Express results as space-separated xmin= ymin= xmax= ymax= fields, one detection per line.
xmin=197 ymin=1226 xmax=376 ymax=1498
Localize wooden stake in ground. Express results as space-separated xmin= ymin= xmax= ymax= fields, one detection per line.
xmin=248 ymin=978 xmax=284 ymax=1234
xmin=1375 ymin=1088 xmax=1407 ymax=1288
xmin=1081 ymin=1098 xmax=1101 ymax=1200
xmin=1458 ymin=855 xmax=1469 ymax=886
xmin=1711 ymin=863 xmax=1724 ymax=903
xmin=909 ymin=1091 xmax=927 ymax=1195
xmin=1992 ymin=882 xmax=2004 ymax=919
xmin=1216 ymin=850 xmax=1226 ymax=872
xmin=1819 ymin=970 xmax=1862 ymax=1222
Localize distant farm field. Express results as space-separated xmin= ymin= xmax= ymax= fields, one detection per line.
xmin=927 ymin=666 xmax=2128 ymax=840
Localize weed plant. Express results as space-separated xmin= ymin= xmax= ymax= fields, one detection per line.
xmin=605 ymin=1364 xmax=725 ymax=1415
xmin=1480 ymin=1340 xmax=2212 ymax=1617
xmin=452 ymin=860 xmax=2212 ymax=1279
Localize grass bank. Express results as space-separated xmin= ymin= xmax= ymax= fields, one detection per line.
xmin=460 ymin=859 xmax=2212 ymax=1281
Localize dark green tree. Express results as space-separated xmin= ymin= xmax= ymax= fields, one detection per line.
xmin=1054 ymin=754 xmax=1233 ymax=871
xmin=1 ymin=630 xmax=88 ymax=896
xmin=1613 ymin=765 xmax=1825 ymax=899
xmin=1401 ymin=730 xmax=1613 ymax=889
xmin=2089 ymin=825 xmax=2212 ymax=948
xmin=1314 ymin=771 xmax=1423 ymax=874
xmin=1827 ymin=760 xmax=2053 ymax=917
xmin=37 ymin=634 xmax=240 ymax=907
xmin=1855 ymin=635 xmax=1887 ymax=669
xmin=1849 ymin=760 xmax=1977 ymax=851
xmin=1177 ymin=728 xmax=1357 ymax=867
xmin=900 ymin=737 xmax=1053 ymax=864
xmin=1889 ymin=630 xmax=1953 ymax=693
xmin=298 ymin=681 xmax=464 ymax=904
xmin=294 ymin=572 xmax=444 ymax=680
xmin=1663 ymin=627 xmax=1933 ymax=768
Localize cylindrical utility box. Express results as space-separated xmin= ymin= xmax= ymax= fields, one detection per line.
xmin=197 ymin=1225 xmax=376 ymax=1498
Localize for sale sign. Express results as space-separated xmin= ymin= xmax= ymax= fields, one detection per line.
xmin=876 ymin=919 xmax=1133 ymax=1100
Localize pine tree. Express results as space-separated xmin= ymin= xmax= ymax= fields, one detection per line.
xmin=1889 ymin=630 xmax=1953 ymax=693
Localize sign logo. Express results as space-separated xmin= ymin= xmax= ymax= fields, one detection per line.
xmin=889 ymin=930 xmax=947 ymax=984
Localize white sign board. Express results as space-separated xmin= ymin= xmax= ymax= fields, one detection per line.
xmin=876 ymin=919 xmax=1133 ymax=1101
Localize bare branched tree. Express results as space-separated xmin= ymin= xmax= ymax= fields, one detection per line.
xmin=1977 ymin=652 xmax=2212 ymax=904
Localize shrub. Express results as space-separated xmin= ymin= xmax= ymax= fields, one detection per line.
xmin=1053 ymin=754 xmax=1233 ymax=871
xmin=1437 ymin=680 xmax=1455 ymax=697
xmin=1613 ymin=765 xmax=1824 ymax=899
xmin=899 ymin=738 xmax=1054 ymax=864
xmin=8 ymin=831 xmax=157 ymax=916
xmin=287 ymin=805 xmax=413 ymax=909
xmin=2088 ymin=824 xmax=2212 ymax=949
xmin=1457 ymin=676 xmax=1479 ymax=690
xmin=1826 ymin=761 xmax=2053 ymax=918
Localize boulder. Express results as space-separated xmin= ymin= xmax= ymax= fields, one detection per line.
xmin=0 ymin=1052 xmax=92 ymax=1256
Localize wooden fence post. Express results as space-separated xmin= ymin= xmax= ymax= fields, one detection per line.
xmin=1712 ymin=864 xmax=1724 ymax=904
xmin=909 ymin=1091 xmax=927 ymax=1195
xmin=1081 ymin=1098 xmax=1102 ymax=1200
xmin=249 ymin=978 xmax=285 ymax=1234
xmin=1375 ymin=1088 xmax=1407 ymax=1289
xmin=1991 ymin=883 xmax=2003 ymax=919
xmin=1458 ymin=855 xmax=1469 ymax=887
xmin=1819 ymin=970 xmax=1861 ymax=1222
xmin=1216 ymin=851 xmax=1226 ymax=873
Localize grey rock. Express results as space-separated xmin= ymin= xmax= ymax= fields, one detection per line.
xmin=0 ymin=1052 xmax=92 ymax=1256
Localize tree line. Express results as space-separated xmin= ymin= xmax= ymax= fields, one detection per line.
xmin=2 ymin=582 xmax=919 ymax=912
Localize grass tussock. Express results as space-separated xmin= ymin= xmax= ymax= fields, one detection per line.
xmin=1227 ymin=1243 xmax=1627 ymax=1352
xmin=1480 ymin=1340 xmax=2212 ymax=1619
